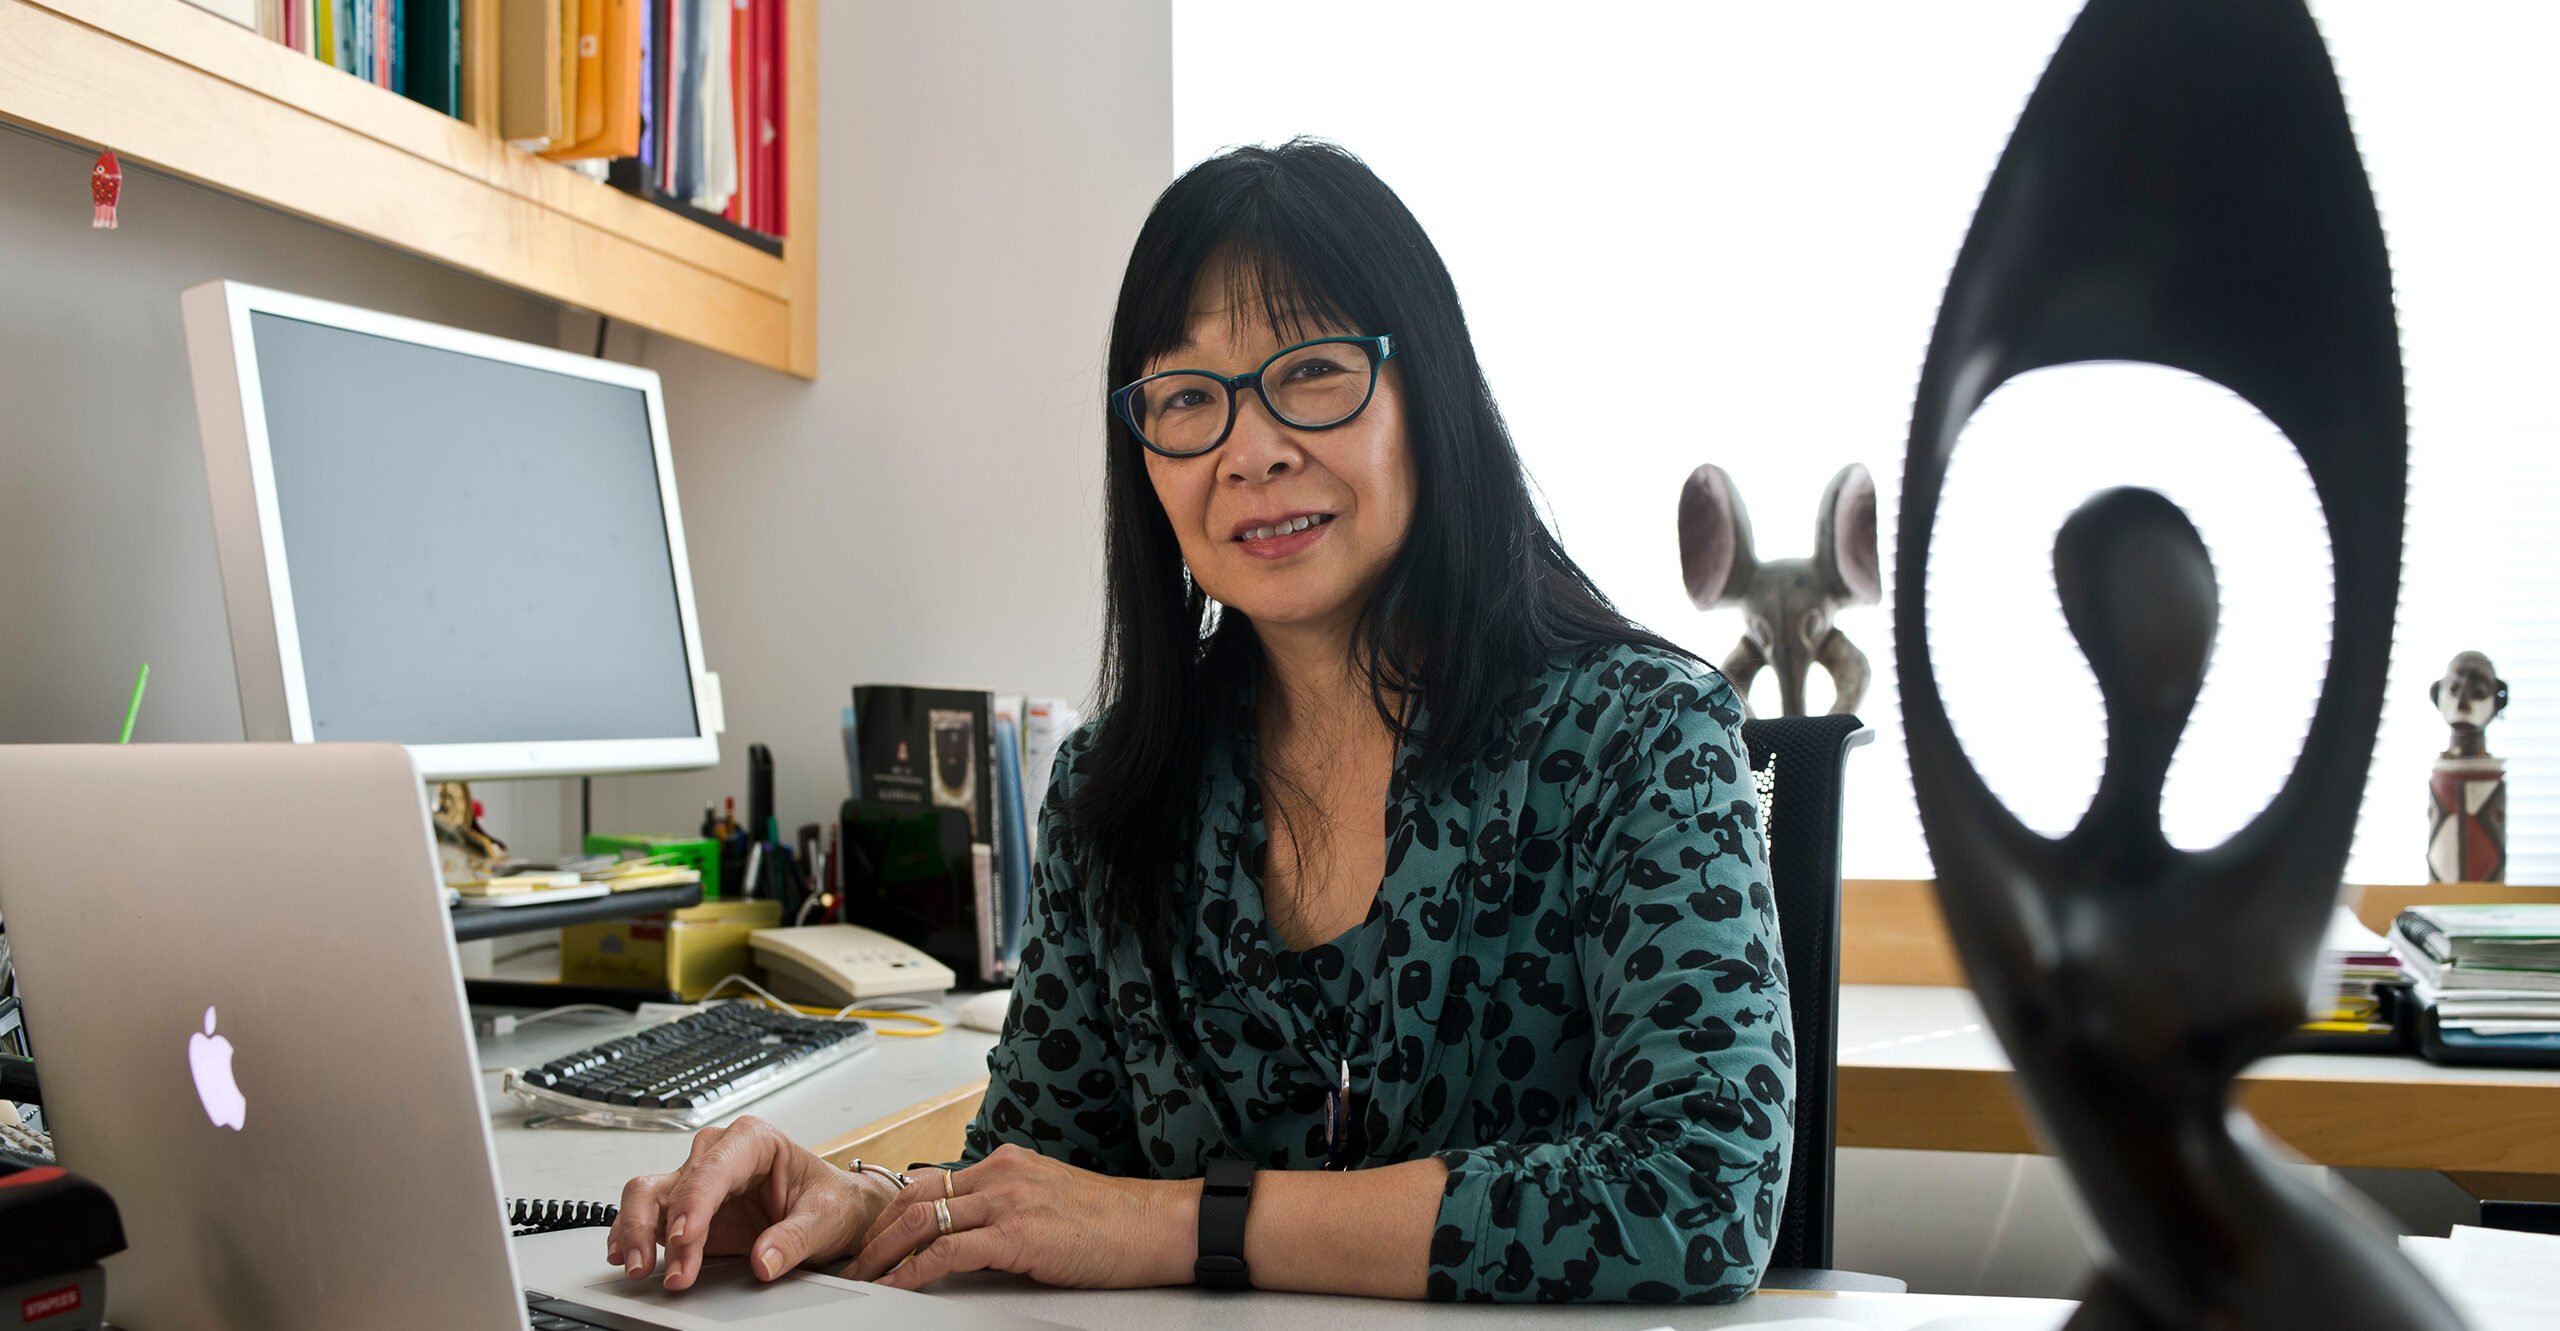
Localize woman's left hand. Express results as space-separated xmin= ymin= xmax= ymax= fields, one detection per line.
xmin=845 ymin=1143 xmax=1197 ymax=1291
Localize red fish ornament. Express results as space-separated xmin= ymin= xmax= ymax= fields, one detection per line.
xmin=91 ymin=149 xmax=121 ymax=229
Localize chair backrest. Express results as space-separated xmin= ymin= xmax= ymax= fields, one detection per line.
xmin=1740 ymin=713 xmax=1872 ymax=1272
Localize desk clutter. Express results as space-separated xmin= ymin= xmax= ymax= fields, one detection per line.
xmin=2294 ymin=907 xmax=2410 ymax=1052
xmin=454 ymin=855 xmax=704 ymax=911
xmin=2395 ymin=904 xmax=2560 ymax=1067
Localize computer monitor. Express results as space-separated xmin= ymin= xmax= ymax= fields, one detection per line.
xmin=180 ymin=280 xmax=720 ymax=781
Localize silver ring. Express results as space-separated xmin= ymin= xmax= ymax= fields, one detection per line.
xmin=934 ymin=1197 xmax=952 ymax=1237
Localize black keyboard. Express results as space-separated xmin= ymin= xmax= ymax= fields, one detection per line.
xmin=502 ymin=1003 xmax=872 ymax=1129
xmin=525 ymin=1288 xmax=676 ymax=1331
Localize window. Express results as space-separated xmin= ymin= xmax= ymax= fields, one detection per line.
xmin=1175 ymin=1 xmax=2560 ymax=884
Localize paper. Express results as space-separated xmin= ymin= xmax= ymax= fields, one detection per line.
xmin=2402 ymin=1226 xmax=2560 ymax=1330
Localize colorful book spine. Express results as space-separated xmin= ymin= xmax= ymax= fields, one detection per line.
xmin=636 ymin=0 xmax=655 ymax=168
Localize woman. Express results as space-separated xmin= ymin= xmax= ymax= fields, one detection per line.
xmin=607 ymin=139 xmax=1791 ymax=1304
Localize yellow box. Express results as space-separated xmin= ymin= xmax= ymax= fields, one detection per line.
xmin=560 ymin=899 xmax=783 ymax=1000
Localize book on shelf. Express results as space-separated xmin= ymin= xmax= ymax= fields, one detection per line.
xmin=498 ymin=0 xmax=562 ymax=145
xmin=543 ymin=0 xmax=642 ymax=160
xmin=229 ymin=0 xmax=790 ymax=242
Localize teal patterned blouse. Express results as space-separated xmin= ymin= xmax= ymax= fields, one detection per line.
xmin=959 ymin=643 xmax=1794 ymax=1302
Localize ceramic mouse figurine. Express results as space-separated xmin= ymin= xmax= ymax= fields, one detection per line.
xmin=1678 ymin=462 xmax=1879 ymax=716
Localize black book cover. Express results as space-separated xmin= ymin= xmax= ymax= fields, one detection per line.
xmin=852 ymin=685 xmax=998 ymax=982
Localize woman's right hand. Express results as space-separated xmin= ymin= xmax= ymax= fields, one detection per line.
xmin=605 ymin=1115 xmax=895 ymax=1291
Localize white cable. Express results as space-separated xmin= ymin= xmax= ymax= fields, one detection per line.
xmin=472 ymin=1004 xmax=627 ymax=1040
xmin=511 ymin=1004 xmax=629 ymax=1028
xmin=698 ymin=972 xmax=807 ymax=1014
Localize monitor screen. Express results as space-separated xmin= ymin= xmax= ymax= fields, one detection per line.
xmin=244 ymin=310 xmax=700 ymax=750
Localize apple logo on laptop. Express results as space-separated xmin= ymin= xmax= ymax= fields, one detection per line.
xmin=189 ymin=1006 xmax=246 ymax=1131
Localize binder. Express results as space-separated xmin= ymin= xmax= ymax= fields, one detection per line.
xmin=572 ymin=0 xmax=604 ymax=142
xmin=544 ymin=0 xmax=643 ymax=161
xmin=399 ymin=0 xmax=460 ymax=115
xmin=498 ymin=0 xmax=563 ymax=145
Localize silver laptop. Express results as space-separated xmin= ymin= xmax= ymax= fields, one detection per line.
xmin=0 ymin=743 xmax=1056 ymax=1331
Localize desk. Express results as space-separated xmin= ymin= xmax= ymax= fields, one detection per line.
xmin=1834 ymin=984 xmax=2560 ymax=1177
xmin=478 ymin=1001 xmax=1000 ymax=1201
xmin=482 ymin=980 xmax=2560 ymax=1207
xmin=478 ymin=1004 xmax=2073 ymax=1330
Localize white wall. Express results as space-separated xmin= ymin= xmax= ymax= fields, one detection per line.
xmin=0 ymin=127 xmax=558 ymax=749
xmin=582 ymin=0 xmax=1174 ymax=846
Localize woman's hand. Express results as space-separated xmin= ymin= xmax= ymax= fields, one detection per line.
xmin=605 ymin=1115 xmax=896 ymax=1291
xmin=846 ymin=1143 xmax=1197 ymax=1291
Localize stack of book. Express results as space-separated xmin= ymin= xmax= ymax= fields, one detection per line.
xmin=181 ymin=0 xmax=786 ymax=239
xmin=844 ymin=686 xmax=1079 ymax=987
xmin=2391 ymin=903 xmax=2560 ymax=1065
xmin=2296 ymin=906 xmax=2407 ymax=1049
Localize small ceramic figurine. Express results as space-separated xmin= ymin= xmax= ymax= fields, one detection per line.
xmin=2428 ymin=650 xmax=2508 ymax=883
xmin=1677 ymin=462 xmax=1879 ymax=717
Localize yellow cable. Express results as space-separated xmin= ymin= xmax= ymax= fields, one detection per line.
xmin=829 ymin=1008 xmax=945 ymax=1036
xmin=696 ymin=974 xmax=946 ymax=1036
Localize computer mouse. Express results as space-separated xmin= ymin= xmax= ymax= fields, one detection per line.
xmin=956 ymin=989 xmax=1012 ymax=1033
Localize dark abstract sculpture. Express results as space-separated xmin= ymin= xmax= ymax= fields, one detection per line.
xmin=2428 ymin=651 xmax=2510 ymax=883
xmin=1679 ymin=463 xmax=1880 ymax=716
xmin=1893 ymin=1 xmax=2464 ymax=1328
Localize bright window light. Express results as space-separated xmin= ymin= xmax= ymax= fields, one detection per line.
xmin=1174 ymin=1 xmax=2560 ymax=885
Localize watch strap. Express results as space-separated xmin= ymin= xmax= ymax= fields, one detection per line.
xmin=1194 ymin=1156 xmax=1256 ymax=1290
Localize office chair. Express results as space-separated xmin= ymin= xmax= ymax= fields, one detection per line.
xmin=1739 ymin=713 xmax=1905 ymax=1294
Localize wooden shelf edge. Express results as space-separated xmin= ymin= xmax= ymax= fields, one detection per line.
xmin=783 ymin=0 xmax=816 ymax=378
xmin=10 ymin=0 xmax=803 ymax=372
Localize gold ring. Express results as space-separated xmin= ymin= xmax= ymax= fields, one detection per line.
xmin=944 ymin=1169 xmax=956 ymax=1200
xmin=934 ymin=1197 xmax=952 ymax=1237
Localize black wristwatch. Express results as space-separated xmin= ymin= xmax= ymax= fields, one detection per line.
xmin=1194 ymin=1157 xmax=1256 ymax=1290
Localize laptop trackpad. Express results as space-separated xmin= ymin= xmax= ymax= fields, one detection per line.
xmin=586 ymin=1259 xmax=867 ymax=1322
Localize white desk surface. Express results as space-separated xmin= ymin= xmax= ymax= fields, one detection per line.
xmin=476 ymin=997 xmax=2071 ymax=1330
xmin=475 ymin=996 xmax=1001 ymax=1201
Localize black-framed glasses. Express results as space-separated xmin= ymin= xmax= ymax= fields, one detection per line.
xmin=1111 ymin=334 xmax=1398 ymax=459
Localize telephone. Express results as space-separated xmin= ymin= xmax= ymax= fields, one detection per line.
xmin=749 ymin=924 xmax=955 ymax=1005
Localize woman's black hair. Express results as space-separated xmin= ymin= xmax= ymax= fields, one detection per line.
xmin=1073 ymin=138 xmax=1690 ymax=961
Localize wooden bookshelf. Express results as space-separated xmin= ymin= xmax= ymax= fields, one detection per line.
xmin=0 ymin=0 xmax=818 ymax=378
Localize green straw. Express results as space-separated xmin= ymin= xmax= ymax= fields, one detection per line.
xmin=118 ymin=663 xmax=150 ymax=743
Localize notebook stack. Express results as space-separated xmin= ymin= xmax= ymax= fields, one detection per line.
xmin=2391 ymin=904 xmax=2560 ymax=1066
xmin=2292 ymin=907 xmax=2407 ymax=1051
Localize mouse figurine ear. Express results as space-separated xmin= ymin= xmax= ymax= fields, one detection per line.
xmin=1813 ymin=463 xmax=1881 ymax=606
xmin=1678 ymin=464 xmax=1759 ymax=608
